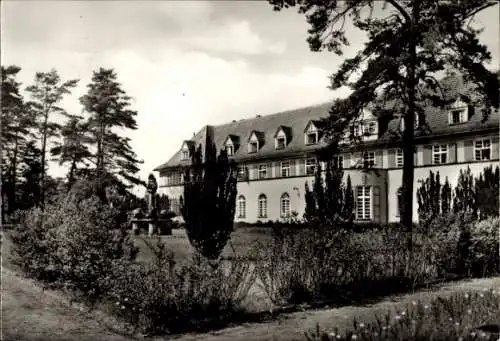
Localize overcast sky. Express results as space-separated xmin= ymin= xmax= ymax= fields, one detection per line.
xmin=2 ymin=1 xmax=499 ymax=192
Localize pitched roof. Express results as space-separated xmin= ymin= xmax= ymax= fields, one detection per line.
xmin=154 ymin=76 xmax=499 ymax=171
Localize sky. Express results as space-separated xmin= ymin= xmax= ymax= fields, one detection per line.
xmin=2 ymin=1 xmax=499 ymax=195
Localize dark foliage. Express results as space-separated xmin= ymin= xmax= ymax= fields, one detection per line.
xmin=182 ymin=133 xmax=238 ymax=260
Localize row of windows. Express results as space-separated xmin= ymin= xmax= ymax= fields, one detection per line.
xmin=237 ymin=186 xmax=373 ymax=221
xmin=237 ymin=193 xmax=291 ymax=219
xmin=170 ymin=138 xmax=495 ymax=185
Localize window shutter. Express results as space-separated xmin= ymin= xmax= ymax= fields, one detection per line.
xmin=375 ymin=150 xmax=383 ymax=168
xmin=414 ymin=150 xmax=418 ymax=166
xmin=388 ymin=149 xmax=396 ymax=168
xmin=448 ymin=143 xmax=457 ymax=163
xmin=464 ymin=140 xmax=474 ymax=161
xmin=343 ymin=153 xmax=351 ymax=169
xmin=274 ymin=162 xmax=281 ymax=178
xmin=423 ymin=145 xmax=432 ymax=165
xmin=299 ymin=159 xmax=305 ymax=176
xmin=372 ymin=186 xmax=381 ymax=223
xmin=267 ymin=162 xmax=273 ymax=178
xmin=290 ymin=160 xmax=296 ymax=176
xmin=492 ymin=136 xmax=499 ymax=160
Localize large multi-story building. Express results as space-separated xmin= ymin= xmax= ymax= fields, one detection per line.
xmin=154 ymin=79 xmax=499 ymax=224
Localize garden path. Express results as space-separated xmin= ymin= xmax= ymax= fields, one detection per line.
xmin=3 ymin=264 xmax=499 ymax=341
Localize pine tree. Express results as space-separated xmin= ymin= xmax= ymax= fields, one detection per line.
xmin=18 ymin=141 xmax=43 ymax=210
xmin=26 ymin=69 xmax=78 ymax=208
xmin=269 ymin=0 xmax=499 ymax=273
xmin=1 ymin=66 xmax=32 ymax=216
xmin=182 ymin=133 xmax=238 ymax=260
xmin=50 ymin=115 xmax=92 ymax=188
xmin=79 ymin=68 xmax=143 ymax=201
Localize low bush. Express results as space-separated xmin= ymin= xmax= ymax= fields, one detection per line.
xmin=10 ymin=195 xmax=137 ymax=304
xmin=305 ymin=288 xmax=500 ymax=341
xmin=106 ymin=238 xmax=256 ymax=334
xmin=468 ymin=217 xmax=500 ymax=277
xmin=252 ymin=218 xmax=498 ymax=307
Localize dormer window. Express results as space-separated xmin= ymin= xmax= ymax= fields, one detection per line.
xmin=304 ymin=121 xmax=319 ymax=145
xmin=248 ymin=142 xmax=258 ymax=153
xmin=275 ymin=137 xmax=286 ymax=149
xmin=274 ymin=126 xmax=291 ymax=150
xmin=248 ymin=131 xmax=263 ymax=154
xmin=448 ymin=98 xmax=469 ymax=125
xmin=363 ymin=121 xmax=377 ymax=136
xmin=450 ymin=109 xmax=467 ymax=124
xmin=180 ymin=141 xmax=192 ymax=161
xmin=224 ymin=135 xmax=239 ymax=156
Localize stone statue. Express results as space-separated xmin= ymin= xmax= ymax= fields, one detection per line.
xmin=146 ymin=173 xmax=158 ymax=211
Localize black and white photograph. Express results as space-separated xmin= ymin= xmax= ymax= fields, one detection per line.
xmin=1 ymin=1 xmax=500 ymax=340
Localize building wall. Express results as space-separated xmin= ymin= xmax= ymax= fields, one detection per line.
xmin=157 ymin=133 xmax=499 ymax=223
xmin=159 ymin=168 xmax=388 ymax=224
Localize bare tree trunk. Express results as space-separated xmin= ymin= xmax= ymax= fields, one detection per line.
xmin=402 ymin=3 xmax=419 ymax=281
xmin=40 ymin=111 xmax=48 ymax=210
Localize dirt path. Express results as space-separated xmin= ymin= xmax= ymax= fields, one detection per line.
xmin=3 ymin=264 xmax=500 ymax=341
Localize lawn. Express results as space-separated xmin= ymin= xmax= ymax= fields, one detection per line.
xmin=133 ymin=226 xmax=273 ymax=264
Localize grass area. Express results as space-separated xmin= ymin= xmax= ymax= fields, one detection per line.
xmin=133 ymin=227 xmax=273 ymax=264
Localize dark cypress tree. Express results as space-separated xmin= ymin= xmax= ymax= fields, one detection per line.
xmin=182 ymin=134 xmax=238 ymax=260
xmin=441 ymin=177 xmax=452 ymax=215
xmin=417 ymin=171 xmax=442 ymax=226
xmin=474 ymin=165 xmax=500 ymax=219
xmin=453 ymin=167 xmax=476 ymax=217
xmin=303 ymin=181 xmax=317 ymax=224
xmin=342 ymin=174 xmax=355 ymax=223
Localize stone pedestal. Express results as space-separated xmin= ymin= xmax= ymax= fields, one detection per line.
xmin=132 ymin=222 xmax=140 ymax=234
xmin=148 ymin=222 xmax=155 ymax=236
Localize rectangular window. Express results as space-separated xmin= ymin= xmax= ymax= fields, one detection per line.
xmin=258 ymin=164 xmax=267 ymax=179
xmin=181 ymin=150 xmax=189 ymax=160
xmin=275 ymin=137 xmax=286 ymax=150
xmin=396 ymin=149 xmax=403 ymax=168
xmin=168 ymin=172 xmax=182 ymax=186
xmin=305 ymin=158 xmax=316 ymax=175
xmin=306 ymin=132 xmax=318 ymax=145
xmin=356 ymin=186 xmax=372 ymax=221
xmin=432 ymin=144 xmax=448 ymax=164
xmin=226 ymin=145 xmax=234 ymax=156
xmin=248 ymin=141 xmax=258 ymax=153
xmin=475 ymin=139 xmax=491 ymax=161
xmin=281 ymin=161 xmax=290 ymax=177
xmin=362 ymin=151 xmax=376 ymax=168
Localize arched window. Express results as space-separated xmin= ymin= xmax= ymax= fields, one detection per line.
xmin=237 ymin=195 xmax=246 ymax=218
xmin=280 ymin=193 xmax=290 ymax=218
xmin=258 ymin=194 xmax=267 ymax=218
